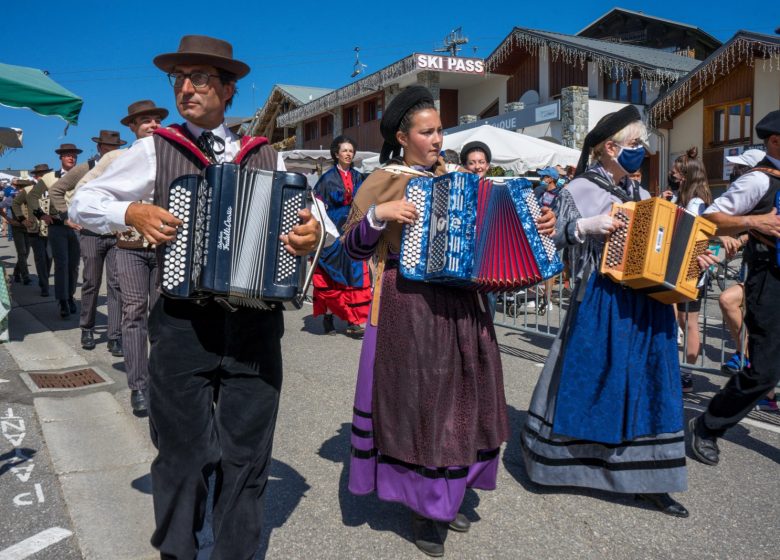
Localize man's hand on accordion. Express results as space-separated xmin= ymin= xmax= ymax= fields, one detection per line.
xmin=125 ymin=202 xmax=183 ymax=245
xmin=536 ymin=207 xmax=556 ymax=236
xmin=280 ymin=208 xmax=321 ymax=256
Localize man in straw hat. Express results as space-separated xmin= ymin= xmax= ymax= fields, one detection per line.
xmin=12 ymin=164 xmax=54 ymax=296
xmin=28 ymin=143 xmax=83 ymax=317
xmin=70 ymin=35 xmax=331 ymax=558
xmin=49 ymin=130 xmax=127 ymax=351
xmin=690 ymin=110 xmax=780 ymax=465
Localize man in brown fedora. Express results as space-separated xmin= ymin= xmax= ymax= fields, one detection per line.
xmin=70 ymin=35 xmax=328 ymax=559
xmin=28 ymin=144 xmax=83 ymax=317
xmin=74 ymin=100 xmax=168 ymax=416
xmin=48 ymin=130 xmax=126 ymax=349
xmin=12 ymin=164 xmax=54 ymax=296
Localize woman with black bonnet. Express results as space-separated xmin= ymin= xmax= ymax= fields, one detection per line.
xmin=460 ymin=140 xmax=492 ymax=178
xmin=311 ymin=135 xmax=371 ymax=337
xmin=520 ymin=105 xmax=715 ymax=519
xmin=341 ymin=86 xmax=554 ymax=556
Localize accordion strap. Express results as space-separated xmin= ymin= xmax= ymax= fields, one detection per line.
xmin=579 ymin=171 xmax=635 ymax=203
xmin=381 ymin=164 xmax=433 ymax=178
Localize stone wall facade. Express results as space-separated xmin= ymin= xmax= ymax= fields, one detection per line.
xmin=561 ymin=86 xmax=589 ymax=150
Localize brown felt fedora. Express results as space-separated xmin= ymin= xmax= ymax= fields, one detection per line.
xmin=153 ymin=35 xmax=250 ymax=79
xmin=91 ymin=129 xmax=128 ymax=146
xmin=54 ymin=143 xmax=82 ymax=155
xmin=120 ymin=100 xmax=169 ymax=127
xmin=30 ymin=163 xmax=53 ymax=175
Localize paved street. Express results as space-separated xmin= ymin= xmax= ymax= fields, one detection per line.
xmin=0 ymin=234 xmax=778 ymax=560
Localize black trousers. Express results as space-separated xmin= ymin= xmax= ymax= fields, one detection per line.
xmin=703 ymin=260 xmax=780 ymax=436
xmin=29 ymin=233 xmax=51 ymax=289
xmin=148 ymin=297 xmax=284 ymax=560
xmin=10 ymin=226 xmax=30 ymax=279
xmin=48 ymin=224 xmax=80 ymax=301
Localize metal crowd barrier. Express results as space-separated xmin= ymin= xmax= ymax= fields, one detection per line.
xmin=492 ymin=246 xmax=745 ymax=376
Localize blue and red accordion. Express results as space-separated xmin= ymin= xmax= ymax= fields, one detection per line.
xmin=400 ymin=172 xmax=563 ymax=291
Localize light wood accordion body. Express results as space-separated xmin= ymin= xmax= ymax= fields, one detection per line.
xmin=600 ymin=197 xmax=716 ymax=304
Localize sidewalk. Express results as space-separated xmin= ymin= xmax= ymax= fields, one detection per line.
xmin=0 ymin=236 xmax=778 ymax=559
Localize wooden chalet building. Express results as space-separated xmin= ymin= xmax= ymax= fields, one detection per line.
xmin=649 ymin=31 xmax=780 ymax=190
xmin=249 ymin=84 xmax=333 ymax=148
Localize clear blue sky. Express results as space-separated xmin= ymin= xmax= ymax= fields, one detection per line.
xmin=1 ymin=0 xmax=776 ymax=170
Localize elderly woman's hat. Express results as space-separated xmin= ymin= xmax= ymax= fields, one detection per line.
xmin=121 ymin=100 xmax=169 ymax=127
xmin=460 ymin=141 xmax=492 ymax=166
xmin=575 ymin=105 xmax=642 ymax=175
xmin=379 ymin=86 xmax=434 ymax=164
xmin=153 ymin=35 xmax=250 ymax=79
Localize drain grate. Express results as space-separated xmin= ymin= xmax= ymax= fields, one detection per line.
xmin=22 ymin=367 xmax=113 ymax=392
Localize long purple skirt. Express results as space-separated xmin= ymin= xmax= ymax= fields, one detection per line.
xmin=348 ymin=305 xmax=502 ymax=522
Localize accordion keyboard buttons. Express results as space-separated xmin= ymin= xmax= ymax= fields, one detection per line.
xmin=275 ymin=193 xmax=303 ymax=283
xmin=524 ymin=192 xmax=557 ymax=261
xmin=163 ymin=185 xmax=194 ymax=291
xmin=402 ymin=185 xmax=426 ymax=271
xmin=604 ymin=211 xmax=630 ymax=268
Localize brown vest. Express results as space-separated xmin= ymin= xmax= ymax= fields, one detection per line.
xmin=151 ymin=131 xmax=278 ymax=287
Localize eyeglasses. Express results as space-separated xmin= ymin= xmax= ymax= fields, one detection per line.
xmin=167 ymin=72 xmax=219 ymax=89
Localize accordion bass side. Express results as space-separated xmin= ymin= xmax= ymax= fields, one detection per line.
xmin=600 ymin=197 xmax=716 ymax=304
xmin=400 ymin=173 xmax=563 ymax=291
xmin=162 ymin=164 xmax=317 ymax=310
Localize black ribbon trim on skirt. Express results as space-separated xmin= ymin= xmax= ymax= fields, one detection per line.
xmin=349 ymin=446 xmax=500 ymax=480
xmin=521 ymin=440 xmax=687 ymax=471
xmin=523 ymin=424 xmax=685 ymax=449
xmin=353 ymin=406 xmax=372 ymax=419
xmin=347 ymin=300 xmax=372 ymax=308
xmin=351 ymin=425 xmax=373 ymax=438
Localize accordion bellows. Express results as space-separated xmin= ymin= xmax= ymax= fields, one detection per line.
xmin=600 ymin=197 xmax=716 ymax=304
xmin=162 ymin=163 xmax=308 ymax=309
xmin=400 ymin=173 xmax=563 ymax=291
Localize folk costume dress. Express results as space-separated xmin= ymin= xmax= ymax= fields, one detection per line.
xmin=521 ymin=164 xmax=688 ymax=494
xmin=344 ymin=159 xmax=510 ymax=522
xmin=312 ymin=166 xmax=371 ymax=325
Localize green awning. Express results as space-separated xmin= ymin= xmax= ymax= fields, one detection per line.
xmin=0 ymin=62 xmax=83 ymax=125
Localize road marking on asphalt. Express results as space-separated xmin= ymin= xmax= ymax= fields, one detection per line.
xmin=0 ymin=378 xmax=9 ymax=383
xmin=0 ymin=527 xmax=73 ymax=560
xmin=684 ymin=403 xmax=780 ymax=435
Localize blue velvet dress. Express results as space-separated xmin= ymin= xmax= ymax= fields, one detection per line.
xmin=521 ymin=168 xmax=687 ymax=494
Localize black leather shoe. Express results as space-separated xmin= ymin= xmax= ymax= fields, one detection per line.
xmin=130 ymin=390 xmax=148 ymax=417
xmin=68 ymin=298 xmax=77 ymax=314
xmin=412 ymin=514 xmax=444 ymax=557
xmin=22 ymin=276 xmax=31 ymax=285
xmin=58 ymin=300 xmax=70 ymax=318
xmin=636 ymin=493 xmax=689 ymax=518
xmin=448 ymin=512 xmax=471 ymax=533
xmin=40 ymin=287 xmax=49 ymax=297
xmin=323 ymin=314 xmax=336 ymax=335
xmin=81 ymin=329 xmax=96 ymax=350
xmin=345 ymin=323 xmax=365 ymax=338
xmin=689 ymin=416 xmax=719 ymax=466
xmin=107 ymin=338 xmax=124 ymax=357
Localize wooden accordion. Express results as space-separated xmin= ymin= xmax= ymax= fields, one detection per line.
xmin=400 ymin=173 xmax=563 ymax=291
xmin=600 ymin=197 xmax=716 ymax=304
xmin=161 ymin=163 xmax=310 ymax=310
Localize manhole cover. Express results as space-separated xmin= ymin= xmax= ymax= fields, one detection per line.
xmin=21 ymin=368 xmax=114 ymax=393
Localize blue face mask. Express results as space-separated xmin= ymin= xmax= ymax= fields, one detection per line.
xmin=556 ymin=178 xmax=566 ymax=188
xmin=616 ymin=145 xmax=645 ymax=173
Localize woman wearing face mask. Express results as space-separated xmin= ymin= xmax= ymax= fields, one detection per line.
xmin=520 ymin=106 xmax=716 ymax=519
xmin=671 ymin=148 xmax=713 ymax=392
xmin=342 ymin=86 xmax=555 ymax=557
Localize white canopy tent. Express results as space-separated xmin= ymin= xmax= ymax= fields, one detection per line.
xmin=361 ymin=125 xmax=581 ymax=174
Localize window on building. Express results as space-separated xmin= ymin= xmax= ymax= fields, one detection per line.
xmin=706 ymin=99 xmax=752 ymax=146
xmin=320 ymin=115 xmax=333 ymax=137
xmin=304 ymin=121 xmax=318 ymax=142
xmin=343 ymin=105 xmax=359 ymax=128
xmin=604 ymin=69 xmax=646 ymax=104
xmin=364 ymin=98 xmax=378 ymax=122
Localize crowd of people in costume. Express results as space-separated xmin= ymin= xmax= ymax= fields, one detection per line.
xmin=2 ymin=32 xmax=779 ymax=559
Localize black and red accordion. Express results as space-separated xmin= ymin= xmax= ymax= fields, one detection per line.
xmin=400 ymin=172 xmax=563 ymax=291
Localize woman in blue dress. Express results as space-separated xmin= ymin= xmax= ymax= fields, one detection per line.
xmin=521 ymin=105 xmax=715 ymax=518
